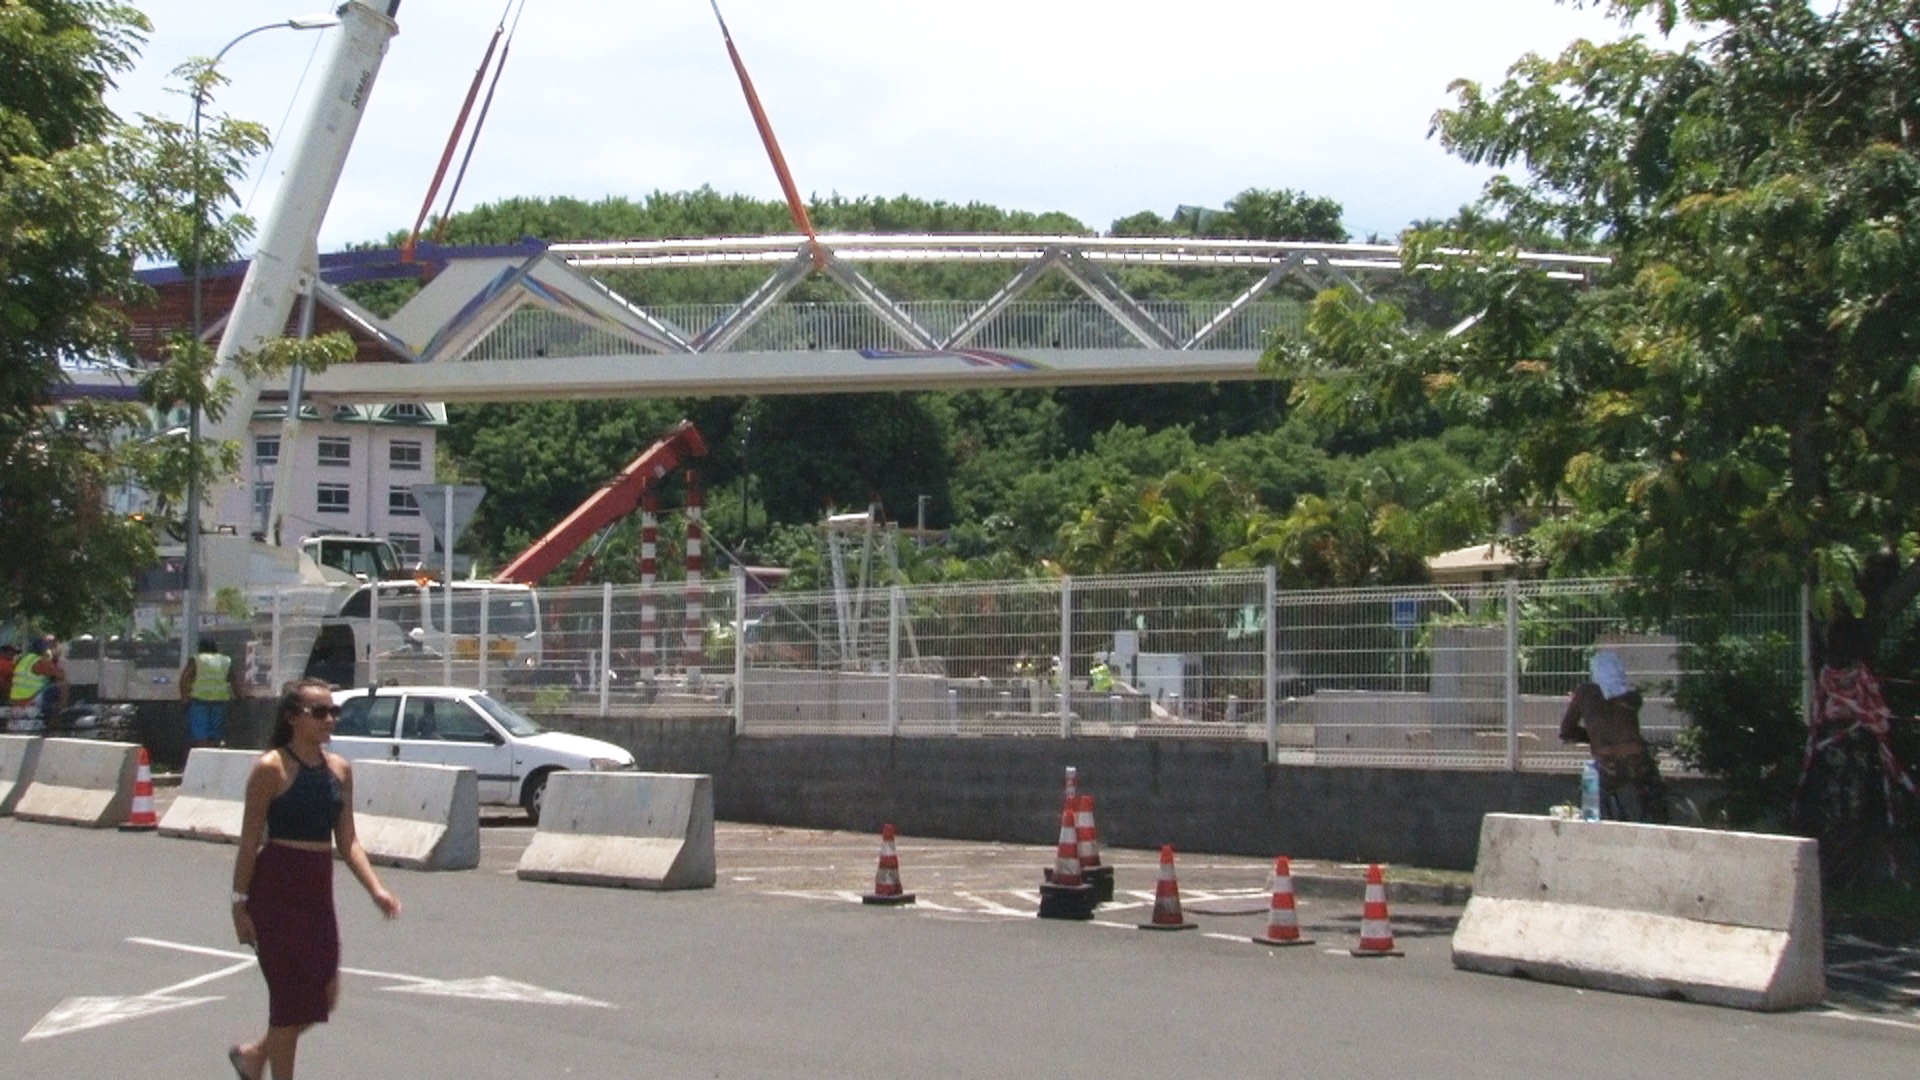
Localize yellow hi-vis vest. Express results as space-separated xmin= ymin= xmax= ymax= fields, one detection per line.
xmin=9 ymin=652 xmax=48 ymax=704
xmin=190 ymin=652 xmax=233 ymax=701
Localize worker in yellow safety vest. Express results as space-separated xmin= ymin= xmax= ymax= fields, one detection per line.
xmin=181 ymin=636 xmax=243 ymax=748
xmin=8 ymin=635 xmax=68 ymax=731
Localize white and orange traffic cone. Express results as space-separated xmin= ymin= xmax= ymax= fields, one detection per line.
xmin=1075 ymin=794 xmax=1114 ymax=902
xmin=1038 ymin=804 xmax=1096 ymax=920
xmin=1349 ymin=864 xmax=1404 ymax=957
xmin=1250 ymin=856 xmax=1313 ymax=946
xmin=1059 ymin=765 xmax=1079 ymax=815
xmin=1138 ymin=844 xmax=1197 ymax=931
xmin=120 ymin=747 xmax=158 ymax=832
xmin=861 ymin=823 xmax=916 ymax=906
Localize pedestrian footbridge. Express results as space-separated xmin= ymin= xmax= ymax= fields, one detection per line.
xmin=280 ymin=233 xmax=1604 ymax=405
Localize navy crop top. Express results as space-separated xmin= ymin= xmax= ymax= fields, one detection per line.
xmin=266 ymin=748 xmax=344 ymax=842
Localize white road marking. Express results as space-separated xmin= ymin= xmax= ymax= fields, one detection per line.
xmin=1817 ymin=1008 xmax=1920 ymax=1033
xmin=385 ymin=976 xmax=612 ymax=1008
xmin=24 ymin=993 xmax=222 ymax=1042
xmin=25 ymin=937 xmax=609 ymax=1042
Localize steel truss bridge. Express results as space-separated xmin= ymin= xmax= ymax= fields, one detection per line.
xmin=293 ymin=233 xmax=1606 ymax=405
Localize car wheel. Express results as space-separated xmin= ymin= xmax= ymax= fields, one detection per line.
xmin=522 ymin=770 xmax=554 ymax=825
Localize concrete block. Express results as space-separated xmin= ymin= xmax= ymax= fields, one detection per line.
xmin=10 ymin=738 xmax=139 ymax=828
xmin=0 ymin=735 xmax=43 ymax=816
xmin=351 ymin=760 xmax=480 ymax=871
xmin=158 ymin=748 xmax=260 ymax=842
xmin=517 ymin=771 xmax=715 ymax=890
xmin=1451 ymin=813 xmax=1824 ymax=1010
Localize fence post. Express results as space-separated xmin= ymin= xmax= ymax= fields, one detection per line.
xmin=477 ymin=587 xmax=490 ymax=692
xmin=888 ymin=586 xmax=902 ymax=737
xmin=599 ymin=582 xmax=614 ymax=717
xmin=270 ymin=587 xmax=283 ymax=690
xmin=1800 ymin=583 xmax=1814 ymax=724
xmin=1264 ymin=564 xmax=1278 ymax=762
xmin=1059 ymin=576 xmax=1073 ymax=739
xmin=1504 ymin=577 xmax=1521 ymax=771
xmin=733 ymin=571 xmax=748 ymax=736
xmin=368 ymin=584 xmax=380 ymax=687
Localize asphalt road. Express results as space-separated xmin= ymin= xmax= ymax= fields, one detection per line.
xmin=3 ymin=807 xmax=1916 ymax=1079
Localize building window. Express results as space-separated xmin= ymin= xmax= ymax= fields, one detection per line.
xmin=388 ymin=486 xmax=420 ymax=516
xmin=254 ymin=434 xmax=280 ymax=468
xmin=385 ymin=403 xmax=429 ymax=422
xmin=389 ymin=440 xmax=423 ymax=471
xmin=317 ymin=436 xmax=352 ymax=468
xmin=316 ymin=482 xmax=350 ymax=515
xmin=252 ymin=482 xmax=273 ymax=520
xmin=388 ymin=532 xmax=422 ymax=562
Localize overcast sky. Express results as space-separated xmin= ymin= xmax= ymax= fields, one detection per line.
xmin=106 ymin=1 xmax=1668 ymax=252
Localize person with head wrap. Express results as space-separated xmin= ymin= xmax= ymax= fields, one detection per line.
xmin=1560 ymin=649 xmax=1669 ymax=823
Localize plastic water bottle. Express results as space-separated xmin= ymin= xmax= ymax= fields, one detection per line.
xmin=1580 ymin=761 xmax=1602 ymax=821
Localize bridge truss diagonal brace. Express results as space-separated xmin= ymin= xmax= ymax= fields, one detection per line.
xmin=1182 ymin=252 xmax=1304 ymax=350
xmin=1300 ymin=255 xmax=1375 ymax=305
xmin=942 ymin=248 xmax=1064 ymax=350
xmin=692 ymin=249 xmax=815 ymax=353
xmin=1055 ymin=250 xmax=1182 ymax=350
xmin=820 ymin=256 xmax=939 ymax=351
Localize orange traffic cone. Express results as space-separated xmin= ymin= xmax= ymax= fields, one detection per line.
xmin=1251 ymin=856 xmax=1313 ymax=946
xmin=1138 ymin=845 xmax=1197 ymax=931
xmin=861 ymin=823 xmax=916 ymax=905
xmin=1349 ymin=864 xmax=1404 ymax=957
xmin=1038 ymin=804 xmax=1096 ymax=920
xmin=120 ymin=747 xmax=158 ymax=832
xmin=1059 ymin=765 xmax=1079 ymax=815
xmin=1075 ymin=794 xmax=1114 ymax=902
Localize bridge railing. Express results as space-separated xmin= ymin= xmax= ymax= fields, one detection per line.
xmin=462 ymin=299 xmax=1307 ymax=360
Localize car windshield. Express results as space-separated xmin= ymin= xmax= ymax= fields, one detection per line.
xmin=469 ymin=692 xmax=544 ymax=737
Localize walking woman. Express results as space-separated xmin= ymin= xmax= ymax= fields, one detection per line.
xmin=229 ymin=679 xmax=401 ymax=1079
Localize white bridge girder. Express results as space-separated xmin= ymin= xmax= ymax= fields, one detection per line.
xmin=298 ymin=233 xmax=1606 ymax=404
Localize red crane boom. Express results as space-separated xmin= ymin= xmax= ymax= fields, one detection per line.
xmin=492 ymin=420 xmax=708 ymax=585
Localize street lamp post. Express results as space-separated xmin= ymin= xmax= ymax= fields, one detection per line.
xmin=182 ymin=15 xmax=339 ymax=666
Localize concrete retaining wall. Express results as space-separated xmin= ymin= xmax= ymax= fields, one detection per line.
xmin=536 ymin=714 xmax=1718 ymax=870
xmin=0 ymin=735 xmax=43 ymax=816
xmin=10 ymin=738 xmax=139 ymax=827
xmin=1450 ymin=814 xmax=1824 ymax=1010
xmin=351 ymin=760 xmax=480 ymax=871
xmin=158 ymin=748 xmax=260 ymax=842
xmin=518 ymin=771 xmax=715 ymax=889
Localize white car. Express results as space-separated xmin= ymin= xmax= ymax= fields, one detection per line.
xmin=329 ymin=685 xmax=634 ymax=822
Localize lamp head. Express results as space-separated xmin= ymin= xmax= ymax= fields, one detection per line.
xmin=287 ymin=15 xmax=341 ymax=30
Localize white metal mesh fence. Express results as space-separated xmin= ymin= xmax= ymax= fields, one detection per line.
xmin=159 ymin=571 xmax=1801 ymax=774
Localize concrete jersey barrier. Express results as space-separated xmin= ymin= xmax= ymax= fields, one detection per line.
xmin=1450 ymin=813 xmax=1824 ymax=1010
xmin=158 ymin=748 xmax=261 ymax=842
xmin=10 ymin=738 xmax=139 ymax=828
xmin=350 ymin=759 xmax=480 ymax=871
xmin=517 ymin=771 xmax=715 ymax=890
xmin=1 ymin=735 xmax=43 ymax=816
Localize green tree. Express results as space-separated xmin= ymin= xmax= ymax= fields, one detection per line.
xmin=1 ymin=1 xmax=159 ymax=632
xmin=1273 ymin=0 xmax=1920 ymax=643
xmin=1 ymin=2 xmax=359 ymax=632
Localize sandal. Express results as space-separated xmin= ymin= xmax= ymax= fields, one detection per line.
xmin=227 ymin=1045 xmax=254 ymax=1080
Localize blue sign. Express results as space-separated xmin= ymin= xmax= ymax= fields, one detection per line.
xmin=1391 ymin=598 xmax=1418 ymax=631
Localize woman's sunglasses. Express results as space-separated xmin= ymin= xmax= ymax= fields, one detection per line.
xmin=295 ymin=703 xmax=341 ymax=719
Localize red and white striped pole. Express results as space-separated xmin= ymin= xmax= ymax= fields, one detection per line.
xmin=639 ymin=491 xmax=658 ymax=677
xmin=684 ymin=470 xmax=704 ymax=680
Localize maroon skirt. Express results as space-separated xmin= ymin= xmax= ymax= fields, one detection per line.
xmin=247 ymin=843 xmax=339 ymax=1027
